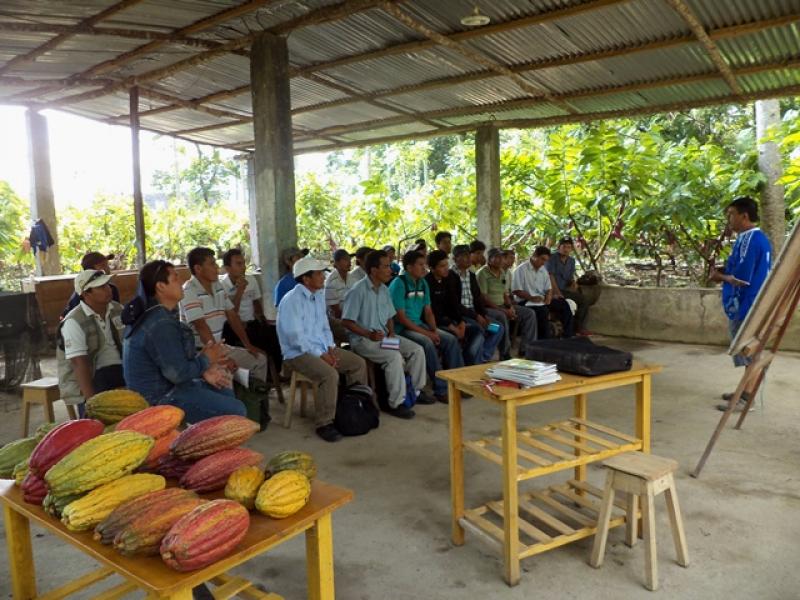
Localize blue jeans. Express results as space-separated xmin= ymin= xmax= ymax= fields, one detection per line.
xmin=728 ymin=319 xmax=752 ymax=367
xmin=463 ymin=317 xmax=503 ymax=364
xmin=400 ymin=325 xmax=464 ymax=396
xmin=159 ymin=380 xmax=245 ymax=424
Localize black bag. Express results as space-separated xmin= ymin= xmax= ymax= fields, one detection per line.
xmin=234 ymin=380 xmax=271 ymax=431
xmin=334 ymin=384 xmax=379 ymax=436
xmin=524 ymin=337 xmax=632 ymax=376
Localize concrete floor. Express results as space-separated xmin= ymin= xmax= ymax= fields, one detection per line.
xmin=1 ymin=336 xmax=799 ymax=600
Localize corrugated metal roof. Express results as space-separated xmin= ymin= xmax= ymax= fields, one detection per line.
xmin=0 ymin=0 xmax=798 ymax=154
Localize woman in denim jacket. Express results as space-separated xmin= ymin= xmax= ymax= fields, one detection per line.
xmin=122 ymin=260 xmax=246 ymax=423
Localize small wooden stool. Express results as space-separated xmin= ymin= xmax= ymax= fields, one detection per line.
xmin=20 ymin=377 xmax=77 ymax=436
xmin=282 ymin=371 xmax=318 ymax=429
xmin=589 ymin=451 xmax=689 ymax=591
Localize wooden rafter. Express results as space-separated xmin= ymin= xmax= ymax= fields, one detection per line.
xmin=291 ymin=55 xmax=800 ymax=141
xmin=105 ymin=85 xmax=252 ymax=123
xmin=378 ymin=1 xmax=577 ymax=114
xmin=663 ymin=0 xmax=743 ymax=96
xmin=0 ymin=0 xmax=144 ymax=77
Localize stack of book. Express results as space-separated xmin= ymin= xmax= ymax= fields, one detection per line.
xmin=485 ymin=358 xmax=561 ymax=388
xmin=380 ymin=336 xmax=401 ymax=350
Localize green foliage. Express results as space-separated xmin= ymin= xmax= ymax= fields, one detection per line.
xmin=152 ymin=145 xmax=239 ymax=205
xmin=0 ymin=181 xmax=33 ymax=290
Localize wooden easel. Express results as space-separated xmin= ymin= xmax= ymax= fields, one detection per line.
xmin=692 ymin=220 xmax=800 ymax=477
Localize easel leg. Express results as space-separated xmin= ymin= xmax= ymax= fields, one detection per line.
xmin=501 ymin=401 xmax=520 ymax=586
xmin=448 ymin=382 xmax=465 ymax=546
xmin=306 ymin=513 xmax=334 ymax=600
xmin=4 ymin=504 xmax=37 ymax=600
xmin=574 ymin=393 xmax=587 ymax=483
xmin=735 ymin=367 xmax=767 ymax=430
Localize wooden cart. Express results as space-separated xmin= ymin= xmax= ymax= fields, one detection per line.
xmin=438 ymin=361 xmax=661 ymax=586
xmin=1 ymin=480 xmax=352 ymax=600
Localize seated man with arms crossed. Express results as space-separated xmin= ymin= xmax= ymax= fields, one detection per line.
xmin=513 ymin=246 xmax=574 ymax=339
xmin=389 ymin=249 xmax=463 ymax=404
xmin=342 ymin=249 xmax=427 ymax=419
xmin=278 ymin=255 xmax=368 ymax=442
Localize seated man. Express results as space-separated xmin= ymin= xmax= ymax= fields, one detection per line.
xmin=324 ymin=248 xmax=355 ymax=345
xmin=435 ymin=231 xmax=452 ymax=255
xmin=477 ymin=248 xmax=537 ymax=359
xmin=348 ymin=246 xmax=373 ymax=285
xmin=278 ymin=256 xmax=368 ymax=442
xmin=451 ymin=245 xmax=504 ymax=364
xmin=220 ymin=248 xmax=283 ymax=372
xmin=513 ymin=246 xmax=574 ymax=339
xmin=61 ymin=251 xmax=120 ymax=318
xmin=180 ymin=247 xmax=271 ymax=393
xmin=469 ymin=240 xmax=486 ymax=273
xmin=342 ymin=250 xmax=427 ymax=419
xmin=383 ymin=245 xmax=401 ymax=279
xmin=389 ymin=250 xmax=463 ymax=403
xmin=548 ymin=238 xmax=590 ymax=335
xmin=273 ymin=246 xmax=306 ymax=307
xmin=58 ymin=269 xmax=126 ymax=413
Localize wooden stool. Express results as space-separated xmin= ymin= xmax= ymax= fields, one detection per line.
xmin=282 ymin=371 xmax=317 ymax=429
xmin=20 ymin=377 xmax=77 ymax=436
xmin=589 ymin=452 xmax=689 ymax=591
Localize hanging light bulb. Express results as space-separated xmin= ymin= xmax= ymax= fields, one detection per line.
xmin=460 ymin=5 xmax=490 ymax=27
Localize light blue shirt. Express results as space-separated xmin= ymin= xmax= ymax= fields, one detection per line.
xmin=276 ymin=284 xmax=334 ymax=360
xmin=341 ymin=276 xmax=396 ymax=343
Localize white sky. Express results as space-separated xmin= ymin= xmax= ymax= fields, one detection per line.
xmin=0 ymin=105 xmax=327 ymax=208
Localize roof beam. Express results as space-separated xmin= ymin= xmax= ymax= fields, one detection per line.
xmin=293 ymin=55 xmax=800 ymax=140
xmin=377 ymin=2 xmax=576 ymax=114
xmin=33 ymin=0 xmax=391 ymax=108
xmin=663 ymin=0 xmax=743 ymax=95
xmin=0 ymin=21 xmax=221 ymax=47
xmin=0 ymin=0 xmax=144 ymax=77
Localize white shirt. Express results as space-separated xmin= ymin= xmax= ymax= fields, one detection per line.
xmin=512 ymin=260 xmax=551 ymax=306
xmin=324 ymin=268 xmax=355 ymax=308
xmin=180 ymin=276 xmax=233 ymax=347
xmin=349 ymin=265 xmax=367 ymax=285
xmin=61 ymin=302 xmax=121 ymax=368
xmin=220 ymin=273 xmax=261 ymax=323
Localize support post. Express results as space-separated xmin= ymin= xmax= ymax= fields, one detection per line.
xmin=250 ymin=32 xmax=297 ymax=297
xmin=245 ymin=155 xmax=260 ymax=268
xmin=755 ymin=98 xmax=785 ymax=253
xmin=26 ymin=109 xmax=61 ymax=276
xmin=475 ymin=125 xmax=501 ymax=248
xmin=130 ymin=86 xmax=147 ymax=267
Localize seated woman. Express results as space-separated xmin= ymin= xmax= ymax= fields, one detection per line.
xmin=122 ymin=260 xmax=246 ymax=423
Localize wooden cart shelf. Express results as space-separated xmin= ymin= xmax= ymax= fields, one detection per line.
xmin=461 ymin=479 xmax=633 ymax=560
xmin=464 ymin=418 xmax=642 ymax=481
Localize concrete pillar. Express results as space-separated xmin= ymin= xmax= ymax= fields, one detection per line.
xmin=26 ymin=109 xmax=61 ymax=276
xmin=250 ymin=32 xmax=297 ymax=297
xmin=755 ymin=99 xmax=786 ymax=254
xmin=245 ymin=155 xmax=260 ymax=268
xmin=475 ymin=125 xmax=501 ymax=248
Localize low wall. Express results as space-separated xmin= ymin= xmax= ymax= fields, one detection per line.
xmin=586 ymin=284 xmax=800 ymax=352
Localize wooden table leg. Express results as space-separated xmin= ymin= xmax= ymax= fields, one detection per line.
xmin=635 ymin=375 xmax=652 ymax=453
xmin=161 ymin=588 xmax=193 ymax=600
xmin=501 ymin=401 xmax=520 ymax=586
xmin=574 ymin=393 xmax=587 ymax=483
xmin=4 ymin=504 xmax=37 ymax=600
xmin=306 ymin=513 xmax=334 ymax=600
xmin=448 ymin=382 xmax=465 ymax=546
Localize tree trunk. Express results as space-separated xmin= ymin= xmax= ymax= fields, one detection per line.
xmin=755 ymin=99 xmax=786 ymax=254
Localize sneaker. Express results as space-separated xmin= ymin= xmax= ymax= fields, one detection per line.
xmin=415 ymin=391 xmax=436 ymax=405
xmin=385 ymin=405 xmax=415 ymax=419
xmin=435 ymin=394 xmax=449 ymax=404
xmin=315 ymin=424 xmax=343 ymax=442
xmin=716 ymin=395 xmax=753 ymax=412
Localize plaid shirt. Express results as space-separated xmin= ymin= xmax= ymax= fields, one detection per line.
xmin=456 ymin=269 xmax=474 ymax=310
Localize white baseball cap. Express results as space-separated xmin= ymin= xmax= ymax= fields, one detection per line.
xmin=74 ymin=269 xmax=113 ymax=295
xmin=292 ymin=256 xmax=329 ymax=278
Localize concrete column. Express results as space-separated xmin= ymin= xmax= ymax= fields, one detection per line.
xmin=755 ymin=99 xmax=786 ymax=254
xmin=245 ymin=155 xmax=260 ymax=268
xmin=26 ymin=109 xmax=61 ymax=276
xmin=250 ymin=32 xmax=297 ymax=297
xmin=475 ymin=125 xmax=501 ymax=248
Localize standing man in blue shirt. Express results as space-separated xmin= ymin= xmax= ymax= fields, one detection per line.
xmin=710 ymin=196 xmax=772 ymax=411
xmin=277 ymin=255 xmax=367 ymax=442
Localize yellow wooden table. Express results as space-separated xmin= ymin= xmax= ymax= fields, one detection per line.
xmin=1 ymin=480 xmax=353 ymax=600
xmin=437 ymin=361 xmax=661 ymax=586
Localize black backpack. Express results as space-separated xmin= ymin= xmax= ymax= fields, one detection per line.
xmin=334 ymin=384 xmax=379 ymax=436
xmin=233 ymin=379 xmax=271 ymax=431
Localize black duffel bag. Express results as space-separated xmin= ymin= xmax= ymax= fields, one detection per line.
xmin=525 ymin=337 xmax=632 ymax=376
xmin=334 ymin=384 xmax=380 ymax=436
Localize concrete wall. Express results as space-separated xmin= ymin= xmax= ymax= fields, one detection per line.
xmin=586 ymin=284 xmax=800 ymax=351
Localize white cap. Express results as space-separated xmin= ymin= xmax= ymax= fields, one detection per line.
xmin=74 ymin=269 xmax=113 ymax=295
xmin=292 ymin=256 xmax=329 ymax=278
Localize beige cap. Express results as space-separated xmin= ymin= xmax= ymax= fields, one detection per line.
xmin=74 ymin=269 xmax=113 ymax=295
xmin=292 ymin=256 xmax=329 ymax=278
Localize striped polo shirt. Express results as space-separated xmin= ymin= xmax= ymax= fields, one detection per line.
xmin=180 ymin=276 xmax=233 ymax=348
